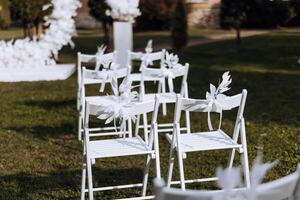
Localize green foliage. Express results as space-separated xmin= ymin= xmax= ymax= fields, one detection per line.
xmin=0 ymin=0 xmax=11 ymax=28
xmin=136 ymin=0 xmax=173 ymax=30
xmin=9 ymin=0 xmax=50 ymax=24
xmin=220 ymin=0 xmax=247 ymax=29
xmin=221 ymin=0 xmax=292 ymax=29
xmin=171 ymin=0 xmax=187 ymax=52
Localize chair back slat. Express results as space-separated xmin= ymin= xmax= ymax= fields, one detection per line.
xmin=83 ymin=68 xmax=128 ymax=82
xmin=78 ymin=52 xmax=116 ymax=64
xmin=142 ymin=65 xmax=186 ymax=79
xmin=180 ymin=91 xmax=246 ymax=113
xmin=86 ymin=100 xmax=156 ymax=117
xmin=128 ymin=50 xmax=166 ymax=64
xmin=78 ymin=53 xmax=96 ymax=63
xmin=256 ymin=168 xmax=300 ymax=200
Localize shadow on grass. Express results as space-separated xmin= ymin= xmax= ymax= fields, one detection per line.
xmin=23 ymin=99 xmax=76 ymax=110
xmin=4 ymin=123 xmax=75 ymax=140
xmin=0 ymin=167 xmax=145 ymax=200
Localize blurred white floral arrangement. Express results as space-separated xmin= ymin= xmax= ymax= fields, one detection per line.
xmin=106 ymin=0 xmax=141 ymax=23
xmin=0 ymin=0 xmax=81 ymax=69
xmin=213 ymin=155 xmax=277 ymax=200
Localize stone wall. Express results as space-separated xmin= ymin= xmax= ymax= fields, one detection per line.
xmin=186 ymin=0 xmax=221 ymax=28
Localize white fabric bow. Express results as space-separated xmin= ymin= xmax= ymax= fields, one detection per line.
xmin=140 ymin=40 xmax=154 ymax=71
xmin=201 ymin=71 xmax=232 ymax=130
xmin=97 ymin=77 xmax=139 ymax=137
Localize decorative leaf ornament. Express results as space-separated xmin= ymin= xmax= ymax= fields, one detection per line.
xmin=95 ymin=45 xmax=107 ymax=71
xmin=164 ymin=52 xmax=180 ymax=69
xmin=204 ymin=71 xmax=232 ymax=113
xmin=140 ymin=40 xmax=154 ymax=70
xmin=0 ymin=0 xmax=81 ymax=69
xmin=106 ymin=0 xmax=141 ymax=23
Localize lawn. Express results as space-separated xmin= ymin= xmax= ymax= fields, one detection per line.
xmin=0 ymin=29 xmax=299 ymax=199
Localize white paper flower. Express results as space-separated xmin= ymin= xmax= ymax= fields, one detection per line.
xmin=0 ymin=0 xmax=81 ymax=69
xmin=203 ymin=71 xmax=232 ymax=113
xmin=106 ymin=0 xmax=141 ymax=22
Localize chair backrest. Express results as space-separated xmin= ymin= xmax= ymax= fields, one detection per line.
xmin=174 ymin=90 xmax=247 ymax=132
xmin=81 ymin=66 xmax=129 ymax=97
xmin=139 ymin=63 xmax=189 ymax=100
xmin=77 ymin=51 xmax=117 ymax=86
xmin=128 ymin=49 xmax=166 ymax=70
xmin=84 ymin=96 xmax=161 ymax=143
xmin=154 ymin=165 xmax=300 ymax=200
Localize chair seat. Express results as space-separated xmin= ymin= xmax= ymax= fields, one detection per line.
xmin=166 ymin=130 xmax=242 ymax=153
xmin=88 ymin=137 xmax=153 ymax=159
xmin=143 ymin=93 xmax=177 ymax=103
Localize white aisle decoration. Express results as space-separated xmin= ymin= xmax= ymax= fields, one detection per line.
xmin=106 ymin=0 xmax=141 ymax=69
xmin=0 ymin=0 xmax=81 ymax=82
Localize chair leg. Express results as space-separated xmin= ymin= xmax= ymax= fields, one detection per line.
xmin=135 ymin=115 xmax=141 ymax=137
xmin=228 ymin=149 xmax=236 ymax=169
xmin=78 ymin=114 xmax=83 ymax=141
xmin=81 ymin=163 xmax=87 ymax=200
xmin=162 ymin=80 xmax=167 ymax=116
xmin=185 ymin=111 xmax=191 ymax=134
xmin=143 ymin=113 xmax=149 ymax=144
xmin=127 ymin=119 xmax=132 ymax=138
xmin=241 ymin=150 xmax=250 ymax=188
xmin=166 ymin=147 xmax=175 ymax=188
xmin=141 ymin=155 xmax=152 ymax=197
xmin=86 ymin=158 xmax=94 ymax=200
xmin=177 ymin=151 xmax=186 ymax=190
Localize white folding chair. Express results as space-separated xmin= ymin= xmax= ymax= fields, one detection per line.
xmin=77 ymin=51 xmax=116 ymax=111
xmin=166 ymin=90 xmax=250 ymax=190
xmin=128 ymin=50 xmax=168 ymax=114
xmin=78 ymin=65 xmax=129 ymax=141
xmin=154 ymin=164 xmax=300 ymax=200
xmin=135 ymin=63 xmax=191 ymax=135
xmin=81 ymin=97 xmax=162 ymax=200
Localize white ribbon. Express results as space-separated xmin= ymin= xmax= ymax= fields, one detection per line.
xmin=92 ymin=70 xmax=118 ymax=94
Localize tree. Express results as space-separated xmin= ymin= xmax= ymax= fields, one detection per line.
xmin=88 ymin=0 xmax=113 ymax=51
xmin=171 ymin=0 xmax=187 ymax=52
xmin=137 ymin=0 xmax=175 ymax=30
xmin=0 ymin=0 xmax=11 ymax=29
xmin=221 ymin=0 xmax=248 ymax=45
xmin=9 ymin=0 xmax=51 ymax=38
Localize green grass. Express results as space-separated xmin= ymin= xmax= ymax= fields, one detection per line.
xmin=0 ymin=29 xmax=299 ymax=199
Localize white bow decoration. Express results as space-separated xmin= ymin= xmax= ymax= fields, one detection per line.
xmin=97 ymin=76 xmax=139 ymax=137
xmin=140 ymin=40 xmax=154 ymax=71
xmin=106 ymin=0 xmax=141 ymax=23
xmin=200 ymin=71 xmax=232 ymax=130
xmin=159 ymin=52 xmax=181 ymax=93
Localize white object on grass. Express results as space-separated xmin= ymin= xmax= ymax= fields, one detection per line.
xmin=0 ymin=0 xmax=81 ymax=82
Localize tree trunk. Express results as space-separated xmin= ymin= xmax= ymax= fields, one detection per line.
xmin=102 ymin=22 xmax=113 ymax=52
xmin=236 ymin=21 xmax=241 ymax=45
